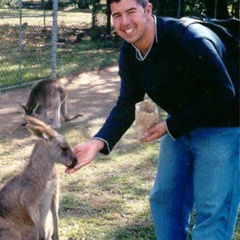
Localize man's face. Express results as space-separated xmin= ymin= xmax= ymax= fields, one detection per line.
xmin=111 ymin=0 xmax=152 ymax=46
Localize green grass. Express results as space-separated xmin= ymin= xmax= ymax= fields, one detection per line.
xmin=0 ymin=31 xmax=120 ymax=88
xmin=0 ymin=9 xmax=120 ymax=90
xmin=56 ymin=137 xmax=159 ymax=240
xmin=1 ymin=122 xmax=239 ymax=239
xmin=0 ymin=125 xmax=159 ymax=239
xmin=56 ymin=39 xmax=120 ymax=77
xmin=0 ymin=37 xmax=120 ymax=89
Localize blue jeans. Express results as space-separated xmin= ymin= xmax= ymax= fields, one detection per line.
xmin=149 ymin=127 xmax=239 ymax=240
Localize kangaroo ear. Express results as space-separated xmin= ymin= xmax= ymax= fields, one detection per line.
xmin=25 ymin=115 xmax=47 ymax=127
xmin=26 ymin=124 xmax=56 ymax=140
xmin=19 ymin=104 xmax=27 ymax=112
xmin=25 ymin=116 xmax=57 ymax=139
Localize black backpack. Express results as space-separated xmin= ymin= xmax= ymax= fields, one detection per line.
xmin=174 ymin=17 xmax=240 ymax=100
xmin=180 ymin=16 xmax=240 ymax=64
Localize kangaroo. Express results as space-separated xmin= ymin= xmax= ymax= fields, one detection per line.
xmin=0 ymin=116 xmax=77 ymax=240
xmin=20 ymin=79 xmax=82 ymax=128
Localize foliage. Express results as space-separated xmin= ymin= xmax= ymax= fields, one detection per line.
xmin=74 ymin=0 xmax=101 ymax=9
xmin=150 ymin=0 xmax=239 ymax=18
xmin=0 ymin=0 xmax=19 ymax=8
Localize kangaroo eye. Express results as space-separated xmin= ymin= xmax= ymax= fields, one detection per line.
xmin=60 ymin=147 xmax=69 ymax=152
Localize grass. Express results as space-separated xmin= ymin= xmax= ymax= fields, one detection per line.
xmin=0 ymin=8 xmax=120 ymax=90
xmin=0 ymin=116 xmax=239 ymax=239
xmin=0 ymin=27 xmax=120 ymax=88
xmin=56 ymin=40 xmax=120 ymax=77
xmin=0 ymin=122 xmax=159 ymax=239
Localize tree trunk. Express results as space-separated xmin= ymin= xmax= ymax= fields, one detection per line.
xmin=151 ymin=0 xmax=184 ymax=17
xmin=106 ymin=0 xmax=111 ymax=35
xmin=91 ymin=0 xmax=96 ymax=29
xmin=150 ymin=0 xmax=159 ymax=15
xmin=232 ymin=0 xmax=239 ymax=18
xmin=205 ymin=0 xmax=229 ymax=19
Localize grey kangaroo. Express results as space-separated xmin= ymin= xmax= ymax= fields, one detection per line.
xmin=21 ymin=79 xmax=82 ymax=128
xmin=0 ymin=116 xmax=77 ymax=240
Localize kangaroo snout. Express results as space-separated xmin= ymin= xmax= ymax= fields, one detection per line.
xmin=67 ymin=156 xmax=77 ymax=169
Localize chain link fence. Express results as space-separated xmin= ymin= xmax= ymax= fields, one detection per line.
xmin=1 ymin=0 xmax=238 ymax=91
xmin=0 ymin=0 xmax=110 ymax=91
xmin=0 ymin=0 xmax=54 ymax=91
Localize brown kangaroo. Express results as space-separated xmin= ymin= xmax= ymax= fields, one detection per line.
xmin=0 ymin=116 xmax=77 ymax=240
xmin=20 ymin=79 xmax=82 ymax=128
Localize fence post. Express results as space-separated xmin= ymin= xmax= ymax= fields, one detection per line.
xmin=91 ymin=0 xmax=96 ymax=29
xmin=18 ymin=0 xmax=23 ymax=83
xmin=43 ymin=0 xmax=46 ymax=29
xmin=106 ymin=0 xmax=111 ymax=35
xmin=51 ymin=0 xmax=58 ymax=80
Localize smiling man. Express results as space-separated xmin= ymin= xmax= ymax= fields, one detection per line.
xmin=68 ymin=0 xmax=240 ymax=239
xmin=111 ymin=0 xmax=155 ymax=55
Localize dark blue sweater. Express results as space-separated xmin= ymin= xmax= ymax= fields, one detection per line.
xmin=94 ymin=17 xmax=239 ymax=154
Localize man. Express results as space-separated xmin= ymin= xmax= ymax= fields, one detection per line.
xmin=66 ymin=0 xmax=239 ymax=239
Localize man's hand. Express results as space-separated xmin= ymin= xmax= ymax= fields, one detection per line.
xmin=65 ymin=139 xmax=104 ymax=174
xmin=141 ymin=121 xmax=167 ymax=142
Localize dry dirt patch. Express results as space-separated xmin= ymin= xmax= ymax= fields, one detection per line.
xmin=0 ymin=65 xmax=121 ymax=190
xmin=0 ymin=65 xmax=120 ymax=140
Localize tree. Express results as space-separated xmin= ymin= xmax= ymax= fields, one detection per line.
xmin=150 ymin=0 xmax=238 ymax=19
xmin=106 ymin=0 xmax=111 ymax=34
xmin=205 ymin=0 xmax=229 ymax=19
xmin=150 ymin=0 xmax=185 ymax=18
xmin=0 ymin=0 xmax=18 ymax=7
xmin=232 ymin=0 xmax=239 ymax=18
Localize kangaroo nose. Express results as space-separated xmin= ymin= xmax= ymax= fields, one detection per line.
xmin=68 ymin=156 xmax=77 ymax=169
xmin=22 ymin=120 xmax=27 ymax=126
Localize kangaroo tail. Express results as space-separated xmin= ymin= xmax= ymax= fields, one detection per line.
xmin=64 ymin=114 xmax=83 ymax=122
xmin=61 ymin=100 xmax=83 ymax=122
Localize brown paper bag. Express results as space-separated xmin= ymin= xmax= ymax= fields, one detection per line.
xmin=135 ymin=100 xmax=161 ymax=140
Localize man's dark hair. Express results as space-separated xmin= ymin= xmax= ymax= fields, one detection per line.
xmin=108 ymin=0 xmax=149 ymax=9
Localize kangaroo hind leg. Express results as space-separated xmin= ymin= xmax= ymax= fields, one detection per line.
xmin=51 ymin=96 xmax=61 ymax=128
xmin=0 ymin=218 xmax=21 ymax=240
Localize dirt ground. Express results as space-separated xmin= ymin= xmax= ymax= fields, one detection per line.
xmin=0 ymin=65 xmax=120 ymax=140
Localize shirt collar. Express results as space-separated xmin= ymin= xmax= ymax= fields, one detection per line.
xmin=132 ymin=15 xmax=158 ymax=61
